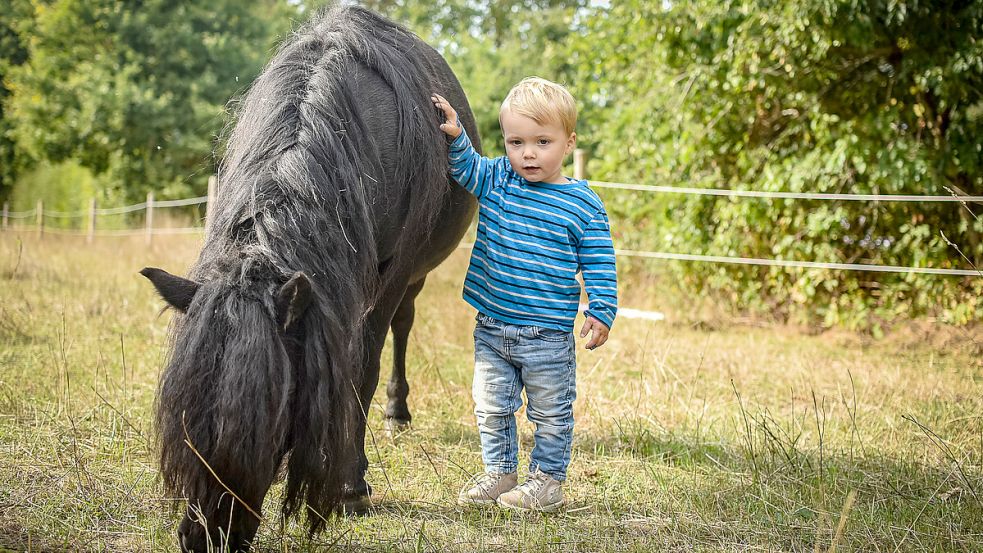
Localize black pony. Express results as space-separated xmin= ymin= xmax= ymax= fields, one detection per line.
xmin=141 ymin=6 xmax=478 ymax=552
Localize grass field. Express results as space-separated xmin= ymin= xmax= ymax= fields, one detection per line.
xmin=1 ymin=233 xmax=982 ymax=552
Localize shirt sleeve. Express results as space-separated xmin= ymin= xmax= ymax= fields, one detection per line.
xmin=577 ymin=206 xmax=618 ymax=329
xmin=448 ymin=125 xmax=510 ymax=201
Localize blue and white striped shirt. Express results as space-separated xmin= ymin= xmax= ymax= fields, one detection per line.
xmin=448 ymin=127 xmax=618 ymax=331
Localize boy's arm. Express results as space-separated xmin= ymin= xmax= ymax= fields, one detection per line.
xmin=577 ymin=207 xmax=619 ymax=347
xmin=432 ymin=94 xmax=507 ymax=200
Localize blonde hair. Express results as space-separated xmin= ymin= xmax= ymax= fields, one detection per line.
xmin=499 ymin=77 xmax=577 ymax=136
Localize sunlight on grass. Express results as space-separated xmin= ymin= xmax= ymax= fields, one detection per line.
xmin=1 ymin=233 xmax=981 ymax=551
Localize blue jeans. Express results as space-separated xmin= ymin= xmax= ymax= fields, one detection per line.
xmin=471 ymin=313 xmax=577 ymax=481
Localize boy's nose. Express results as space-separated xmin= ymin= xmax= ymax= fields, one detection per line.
xmin=523 ymin=148 xmax=535 ymax=159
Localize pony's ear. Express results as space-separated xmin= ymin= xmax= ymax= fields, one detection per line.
xmin=276 ymin=272 xmax=313 ymax=331
xmin=140 ymin=267 xmax=200 ymax=313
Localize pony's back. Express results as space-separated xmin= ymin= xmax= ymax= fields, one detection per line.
xmin=210 ymin=6 xmax=476 ymax=264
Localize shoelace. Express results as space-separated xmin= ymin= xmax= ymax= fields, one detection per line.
xmin=518 ymin=472 xmax=550 ymax=495
xmin=478 ymin=473 xmax=501 ymax=490
xmin=463 ymin=472 xmax=505 ymax=494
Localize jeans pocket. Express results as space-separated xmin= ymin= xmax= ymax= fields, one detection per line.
xmin=474 ymin=314 xmax=499 ymax=345
xmin=532 ymin=326 xmax=570 ymax=343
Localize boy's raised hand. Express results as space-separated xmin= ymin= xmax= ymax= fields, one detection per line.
xmin=431 ymin=93 xmax=462 ymax=138
xmin=580 ymin=316 xmax=610 ymax=350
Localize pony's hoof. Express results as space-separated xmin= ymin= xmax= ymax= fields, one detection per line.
xmin=384 ymin=417 xmax=412 ymax=436
xmin=339 ymin=494 xmax=373 ymax=516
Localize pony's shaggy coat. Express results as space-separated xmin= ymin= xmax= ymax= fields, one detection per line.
xmin=149 ymin=6 xmax=478 ymax=546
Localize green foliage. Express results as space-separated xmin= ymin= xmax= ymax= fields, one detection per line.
xmin=5 ymin=0 xmax=296 ymax=202
xmin=8 ymin=160 xmax=128 ymax=229
xmin=569 ymin=0 xmax=983 ymax=329
xmin=0 ymin=0 xmax=33 ymax=201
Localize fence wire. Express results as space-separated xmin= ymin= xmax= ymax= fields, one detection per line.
xmin=4 ymin=209 xmax=37 ymax=219
xmin=95 ymin=202 xmax=148 ymax=215
xmin=45 ymin=209 xmax=89 ymax=218
xmin=6 ymin=227 xmax=202 ymax=237
xmin=3 ymin=183 xmax=980 ymax=277
xmin=590 ymin=181 xmax=983 ymax=203
xmin=615 ymin=249 xmax=981 ymax=277
xmin=154 ymin=196 xmax=208 ymax=208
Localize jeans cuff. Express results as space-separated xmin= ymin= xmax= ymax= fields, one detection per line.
xmin=530 ymin=463 xmax=566 ymax=482
xmin=487 ymin=463 xmax=518 ymax=475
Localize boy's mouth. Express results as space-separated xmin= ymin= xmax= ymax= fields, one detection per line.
xmin=523 ymin=166 xmax=541 ymax=172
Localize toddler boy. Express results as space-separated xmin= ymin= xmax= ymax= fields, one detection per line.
xmin=432 ymin=77 xmax=617 ymax=512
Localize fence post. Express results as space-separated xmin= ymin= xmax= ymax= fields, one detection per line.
xmin=146 ymin=191 xmax=154 ymax=245
xmin=36 ymin=199 xmax=44 ymax=239
xmin=87 ymin=198 xmax=97 ymax=244
xmin=574 ymin=149 xmax=586 ymax=181
xmin=205 ymin=175 xmax=217 ymax=240
xmin=2 ymin=202 xmax=8 ymax=231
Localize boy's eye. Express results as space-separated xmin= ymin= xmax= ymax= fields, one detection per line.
xmin=538 ymin=139 xmax=551 ymax=145
xmin=509 ymin=140 xmax=522 ymax=146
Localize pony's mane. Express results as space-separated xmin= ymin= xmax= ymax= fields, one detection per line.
xmin=207 ymin=4 xmax=451 ymax=279
xmin=156 ymin=6 xmax=454 ymax=529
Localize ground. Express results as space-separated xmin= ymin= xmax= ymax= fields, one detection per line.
xmin=1 ymin=233 xmax=981 ymax=552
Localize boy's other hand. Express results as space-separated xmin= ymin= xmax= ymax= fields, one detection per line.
xmin=431 ymin=93 xmax=462 ymax=138
xmin=580 ymin=316 xmax=609 ymax=350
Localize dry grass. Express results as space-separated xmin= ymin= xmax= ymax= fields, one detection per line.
xmin=1 ymin=232 xmax=982 ymax=552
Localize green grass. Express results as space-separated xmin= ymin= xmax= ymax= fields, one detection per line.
xmin=1 ymin=233 xmax=982 ymax=551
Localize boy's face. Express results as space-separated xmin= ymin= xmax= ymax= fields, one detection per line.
xmin=500 ymin=109 xmax=576 ymax=184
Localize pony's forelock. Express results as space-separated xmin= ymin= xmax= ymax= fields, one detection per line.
xmin=156 ymin=280 xmax=293 ymax=516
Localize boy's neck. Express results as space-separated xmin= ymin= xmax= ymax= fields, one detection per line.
xmin=527 ymin=175 xmax=575 ymax=186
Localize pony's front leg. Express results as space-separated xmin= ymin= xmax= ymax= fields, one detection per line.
xmin=385 ymin=278 xmax=425 ymax=434
xmin=341 ymin=278 xmax=415 ymax=513
xmin=343 ymin=352 xmax=382 ymax=515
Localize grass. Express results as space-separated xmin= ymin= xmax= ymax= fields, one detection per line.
xmin=1 ymin=232 xmax=982 ymax=552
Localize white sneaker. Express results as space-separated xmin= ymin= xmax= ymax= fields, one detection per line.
xmin=458 ymin=471 xmax=518 ymax=506
xmin=496 ymin=469 xmax=564 ymax=512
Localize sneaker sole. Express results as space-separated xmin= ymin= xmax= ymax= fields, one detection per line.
xmin=457 ymin=497 xmax=499 ymax=507
xmin=496 ymin=499 xmax=564 ymax=513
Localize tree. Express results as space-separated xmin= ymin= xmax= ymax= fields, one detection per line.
xmin=569 ymin=0 xmax=983 ymax=328
xmin=6 ymin=0 xmax=296 ymax=200
xmin=0 ymin=0 xmax=33 ymax=201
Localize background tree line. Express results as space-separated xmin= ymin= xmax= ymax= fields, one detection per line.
xmin=0 ymin=0 xmax=980 ymax=328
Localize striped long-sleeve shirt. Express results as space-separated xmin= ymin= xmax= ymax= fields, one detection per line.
xmin=448 ymin=127 xmax=618 ymax=331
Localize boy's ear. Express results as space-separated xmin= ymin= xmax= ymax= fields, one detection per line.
xmin=566 ymin=132 xmax=577 ymax=154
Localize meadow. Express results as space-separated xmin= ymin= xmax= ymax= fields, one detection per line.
xmin=1 ymin=232 xmax=981 ymax=552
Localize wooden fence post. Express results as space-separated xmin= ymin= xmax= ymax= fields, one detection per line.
xmin=87 ymin=198 xmax=97 ymax=244
xmin=574 ymin=149 xmax=586 ymax=181
xmin=36 ymin=199 xmax=43 ymax=239
xmin=205 ymin=175 xmax=217 ymax=239
xmin=2 ymin=202 xmax=8 ymax=231
xmin=146 ymin=191 xmax=154 ymax=245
